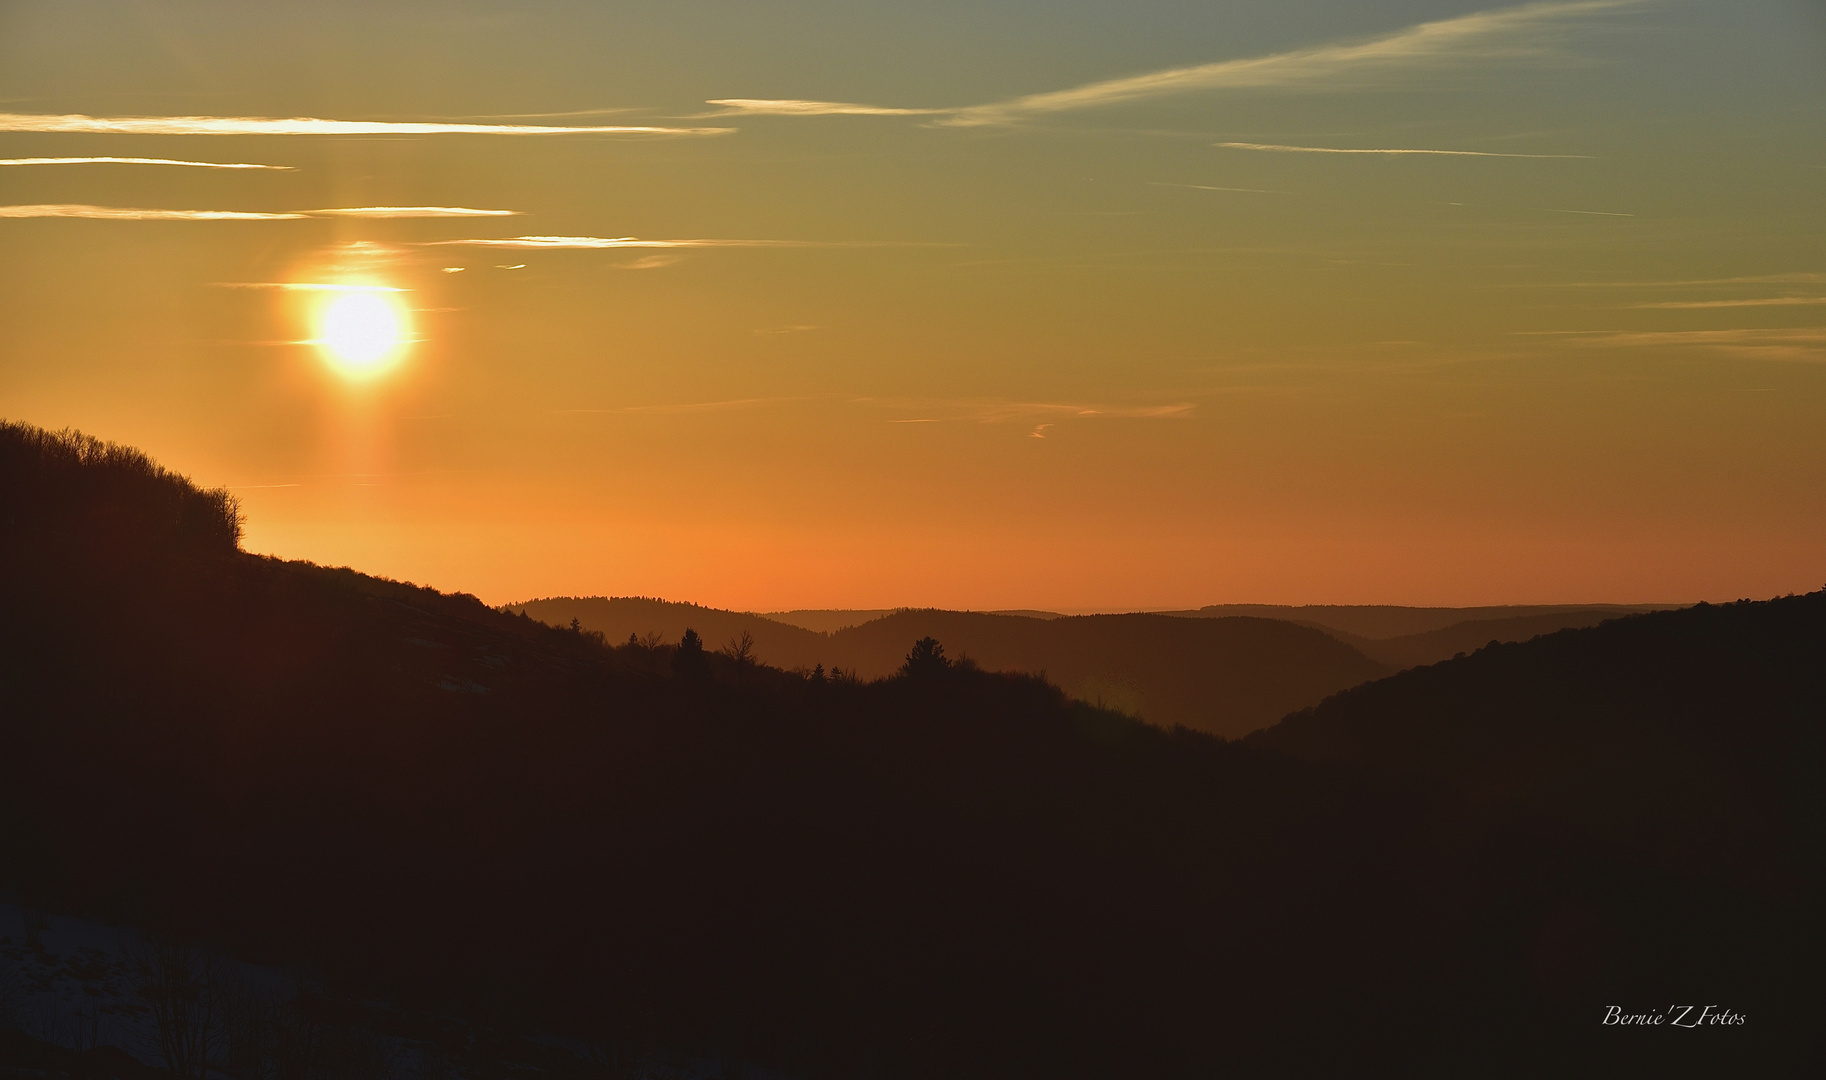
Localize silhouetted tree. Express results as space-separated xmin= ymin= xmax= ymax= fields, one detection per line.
xmin=672 ymin=627 xmax=709 ymax=682
xmin=722 ymin=630 xmax=756 ymax=677
xmin=133 ymin=938 xmax=220 ymax=1080
xmin=901 ymin=636 xmax=950 ymax=679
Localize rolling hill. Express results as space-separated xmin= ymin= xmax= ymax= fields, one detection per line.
xmin=512 ymin=598 xmax=1389 ymax=738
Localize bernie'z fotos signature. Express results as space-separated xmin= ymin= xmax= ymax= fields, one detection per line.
xmin=1603 ymin=1005 xmax=1745 ymax=1027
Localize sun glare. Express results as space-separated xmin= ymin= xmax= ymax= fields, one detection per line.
xmin=318 ymin=290 xmax=407 ymax=376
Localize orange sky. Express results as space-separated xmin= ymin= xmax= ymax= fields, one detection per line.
xmin=2 ymin=1 xmax=1822 ymax=609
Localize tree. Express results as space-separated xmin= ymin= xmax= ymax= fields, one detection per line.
xmin=133 ymin=938 xmax=220 ymax=1080
xmin=722 ymin=630 xmax=756 ymax=675
xmin=901 ymin=637 xmax=950 ymax=679
xmin=672 ymin=628 xmax=709 ymax=682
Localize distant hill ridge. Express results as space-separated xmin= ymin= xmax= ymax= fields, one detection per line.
xmin=512 ymin=596 xmax=1676 ymax=737
xmin=510 ymin=597 xmax=1388 ymax=738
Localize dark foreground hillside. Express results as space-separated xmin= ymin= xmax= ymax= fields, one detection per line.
xmin=2 ymin=423 xmax=1817 ymax=1076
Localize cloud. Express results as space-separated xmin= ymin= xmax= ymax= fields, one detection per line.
xmin=1215 ymin=141 xmax=1588 ymax=158
xmin=942 ymin=0 xmax=1639 ymax=125
xmin=308 ymin=206 xmax=519 ymax=218
xmin=0 ymin=112 xmax=732 ymax=137
xmin=215 ymin=282 xmax=407 ymax=292
xmin=0 ymin=156 xmax=293 ymax=170
xmin=423 ymin=235 xmax=940 ymax=250
xmin=1549 ymin=327 xmax=1826 ymax=361
xmin=1 ymin=204 xmax=521 ymax=221
xmin=1539 ymin=207 xmax=1632 ymax=216
xmin=704 ymin=99 xmax=946 ymax=117
xmin=1632 ymin=297 xmax=1826 ymax=309
xmin=1511 ymin=273 xmax=1826 ymax=289
xmin=458 ymin=108 xmax=637 ymax=120
xmin=707 ymin=3 xmax=1636 ymax=128
xmin=0 ymin=203 xmax=303 ymax=220
xmin=860 ymin=397 xmax=1197 ymax=424
xmin=1149 ymin=181 xmax=1292 ymax=194
xmin=558 ymin=397 xmax=805 ymax=415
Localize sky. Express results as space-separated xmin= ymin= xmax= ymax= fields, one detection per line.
xmin=1 ymin=0 xmax=1822 ymax=610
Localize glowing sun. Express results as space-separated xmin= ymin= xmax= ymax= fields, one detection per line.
xmin=318 ymin=290 xmax=407 ymax=376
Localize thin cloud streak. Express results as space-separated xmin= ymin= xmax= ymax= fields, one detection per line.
xmin=215 ymin=282 xmax=407 ymax=292
xmin=1 ymin=204 xmax=520 ymax=221
xmin=705 ymin=99 xmax=947 ymax=117
xmin=858 ymin=397 xmax=1196 ymax=424
xmin=0 ymin=204 xmax=302 ymax=220
xmin=708 ymin=2 xmax=1636 ymax=127
xmin=1216 ymin=141 xmax=1588 ymax=158
xmin=942 ymin=0 xmax=1639 ymax=125
xmin=1540 ymin=207 xmax=1633 ymax=217
xmin=1546 ymin=327 xmax=1826 ymax=361
xmin=1148 ymin=181 xmax=1293 ymax=194
xmin=0 ymin=156 xmax=293 ymax=170
xmin=0 ymin=112 xmax=732 ymax=137
xmin=558 ymin=397 xmax=806 ymax=415
xmin=1632 ymin=297 xmax=1826 ymax=309
xmin=309 ymin=206 xmax=519 ymax=218
xmin=424 ymin=236 xmax=948 ymax=250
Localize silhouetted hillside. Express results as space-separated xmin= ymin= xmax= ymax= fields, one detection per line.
xmin=1251 ymin=596 xmax=1826 ymax=888
xmin=762 ymin=608 xmax=897 ymax=633
xmin=519 ymin=600 xmax=1388 ymax=738
xmin=1186 ymin=602 xmax=1670 ymax=640
xmin=821 ymin=609 xmax=1385 ymax=738
xmin=1 ymin=422 xmax=1813 ymax=1075
xmin=1328 ymin=608 xmax=1648 ymax=669
xmin=512 ymin=596 xmax=830 ymax=666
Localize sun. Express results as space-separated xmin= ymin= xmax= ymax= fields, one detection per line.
xmin=317 ymin=290 xmax=408 ymax=377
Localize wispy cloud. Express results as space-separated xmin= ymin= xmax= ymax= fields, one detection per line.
xmin=558 ymin=397 xmax=805 ymax=415
xmin=0 ymin=203 xmax=302 ymax=220
xmin=215 ymin=282 xmax=407 ymax=292
xmin=705 ymin=99 xmax=947 ymax=117
xmin=0 ymin=156 xmax=293 ymax=170
xmin=1548 ymin=327 xmax=1826 ymax=361
xmin=861 ymin=397 xmax=1197 ymax=425
xmin=457 ymin=107 xmax=637 ymax=120
xmin=0 ymin=112 xmax=732 ymax=137
xmin=1632 ymin=297 xmax=1826 ymax=309
xmin=308 ymin=206 xmax=519 ymax=218
xmin=423 ymin=235 xmax=943 ymax=250
xmin=1508 ymin=273 xmax=1826 ymax=289
xmin=1539 ymin=207 xmax=1632 ymax=216
xmin=1148 ymin=181 xmax=1293 ymax=194
xmin=1 ymin=203 xmax=521 ymax=221
xmin=705 ymin=2 xmax=1635 ymax=128
xmin=1215 ymin=141 xmax=1588 ymax=158
xmin=943 ymin=0 xmax=1638 ymax=125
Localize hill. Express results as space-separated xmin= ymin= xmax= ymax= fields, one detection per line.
xmin=2 ymin=422 xmax=1814 ymax=1074
xmin=1323 ymin=608 xmax=1654 ymax=668
xmin=1249 ymin=595 xmax=1826 ymax=889
xmin=516 ymin=600 xmax=1389 ymax=738
xmin=1185 ymin=602 xmax=1671 ymax=640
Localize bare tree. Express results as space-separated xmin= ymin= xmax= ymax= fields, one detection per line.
xmin=722 ymin=630 xmax=756 ymax=672
xmin=133 ymin=938 xmax=220 ymax=1080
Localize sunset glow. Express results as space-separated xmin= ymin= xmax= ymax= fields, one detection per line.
xmin=0 ymin=0 xmax=1819 ymax=610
